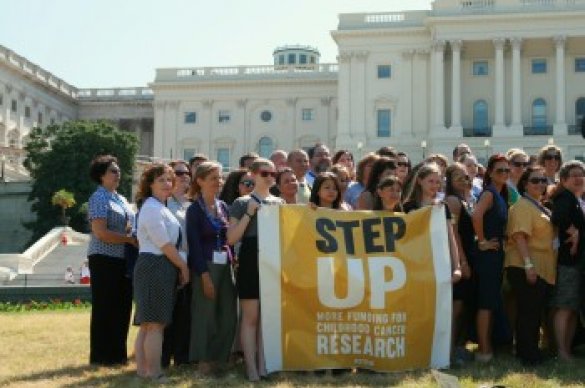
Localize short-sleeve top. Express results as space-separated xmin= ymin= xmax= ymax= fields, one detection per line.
xmin=229 ymin=194 xmax=284 ymax=238
xmin=87 ymin=185 xmax=135 ymax=259
xmin=167 ymin=196 xmax=191 ymax=254
xmin=138 ymin=197 xmax=181 ymax=255
xmin=505 ymin=197 xmax=556 ymax=285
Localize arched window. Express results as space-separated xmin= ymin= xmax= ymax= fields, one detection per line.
xmin=473 ymin=100 xmax=489 ymax=136
xmin=258 ymin=137 xmax=273 ymax=158
xmin=532 ymin=98 xmax=547 ymax=130
xmin=576 ymin=97 xmax=585 ymax=125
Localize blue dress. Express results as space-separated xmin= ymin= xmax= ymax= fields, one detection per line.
xmin=473 ymin=185 xmax=508 ymax=310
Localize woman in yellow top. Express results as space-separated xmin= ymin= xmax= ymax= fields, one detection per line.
xmin=505 ymin=166 xmax=556 ymax=366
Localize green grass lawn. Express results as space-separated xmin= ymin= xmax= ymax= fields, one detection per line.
xmin=0 ymin=310 xmax=584 ymax=387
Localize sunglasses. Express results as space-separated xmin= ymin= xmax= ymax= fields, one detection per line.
xmin=174 ymin=171 xmax=190 ymax=177
xmin=544 ymin=154 xmax=561 ymax=161
xmin=512 ymin=161 xmax=530 ymax=168
xmin=259 ymin=171 xmax=277 ymax=178
xmin=494 ymin=168 xmax=511 ymax=174
xmin=240 ymin=179 xmax=255 ymax=188
xmin=396 ymin=162 xmax=409 ymax=167
xmin=528 ymin=177 xmax=548 ymax=184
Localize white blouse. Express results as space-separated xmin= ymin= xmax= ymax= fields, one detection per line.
xmin=138 ymin=197 xmax=181 ymax=255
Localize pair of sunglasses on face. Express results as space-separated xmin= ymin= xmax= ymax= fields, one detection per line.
xmin=258 ymin=170 xmax=277 ymax=178
xmin=174 ymin=171 xmax=190 ymax=177
xmin=240 ymin=179 xmax=255 ymax=188
xmin=528 ymin=177 xmax=548 ymax=184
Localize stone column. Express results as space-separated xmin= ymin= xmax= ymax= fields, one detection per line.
xmin=510 ymin=37 xmax=523 ymax=134
xmin=167 ymin=100 xmax=179 ymax=160
xmin=237 ymin=99 xmax=248 ymax=155
xmin=335 ymin=52 xmax=353 ymax=150
xmin=493 ymin=38 xmax=506 ymax=132
xmin=285 ymin=98 xmax=297 ymax=149
xmin=450 ymin=40 xmax=463 ymax=133
xmin=153 ymin=102 xmax=165 ymax=158
xmin=432 ymin=40 xmax=446 ymax=131
xmin=320 ymin=96 xmax=332 ymax=144
xmin=554 ymin=35 xmax=568 ymax=135
xmin=352 ymin=51 xmax=368 ymax=147
xmin=202 ymin=100 xmax=213 ymax=157
xmin=401 ymin=50 xmax=415 ymax=138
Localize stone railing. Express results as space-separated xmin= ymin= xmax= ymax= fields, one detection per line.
xmin=337 ymin=11 xmax=428 ymax=30
xmin=433 ymin=0 xmax=585 ymax=14
xmin=0 ymin=45 xmax=78 ymax=100
xmin=76 ymin=87 xmax=153 ymax=101
xmin=155 ymin=63 xmax=338 ymax=83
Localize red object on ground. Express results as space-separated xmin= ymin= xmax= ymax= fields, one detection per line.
xmin=80 ymin=277 xmax=90 ymax=285
xmin=61 ymin=233 xmax=68 ymax=245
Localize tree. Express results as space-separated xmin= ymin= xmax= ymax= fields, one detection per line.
xmin=51 ymin=189 xmax=76 ymax=225
xmin=24 ymin=120 xmax=138 ymax=243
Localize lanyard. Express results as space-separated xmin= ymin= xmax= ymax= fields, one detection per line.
xmin=198 ymin=197 xmax=226 ymax=250
xmin=523 ymin=195 xmax=551 ymax=217
xmin=250 ymin=193 xmax=267 ymax=205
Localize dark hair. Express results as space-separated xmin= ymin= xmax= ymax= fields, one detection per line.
xmin=356 ymin=153 xmax=380 ymax=185
xmin=310 ymin=172 xmax=341 ymax=209
xmin=188 ymin=154 xmax=208 ymax=169
xmin=308 ymin=143 xmax=329 ymax=160
xmin=169 ymin=160 xmax=189 ymax=170
xmin=537 ymin=145 xmax=563 ymax=171
xmin=373 ymin=175 xmax=403 ymax=211
xmin=376 ymin=146 xmax=396 ymax=158
xmin=89 ymin=155 xmax=118 ymax=184
xmin=517 ymin=166 xmax=545 ymax=196
xmin=332 ymin=149 xmax=354 ymax=165
xmin=444 ymin=163 xmax=467 ymax=197
xmin=483 ymin=153 xmax=509 ymax=200
xmin=275 ymin=167 xmax=295 ymax=186
xmin=219 ymin=169 xmax=249 ymax=205
xmin=239 ymin=152 xmax=259 ymax=168
xmin=135 ymin=163 xmax=174 ymax=209
xmin=551 ymin=160 xmax=585 ymax=200
xmin=365 ymin=157 xmax=396 ymax=194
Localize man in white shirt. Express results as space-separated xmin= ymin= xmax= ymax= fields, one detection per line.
xmin=287 ymin=149 xmax=311 ymax=204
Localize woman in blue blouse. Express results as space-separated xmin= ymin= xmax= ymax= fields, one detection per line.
xmin=186 ymin=161 xmax=236 ymax=375
xmin=87 ymin=155 xmax=136 ymax=365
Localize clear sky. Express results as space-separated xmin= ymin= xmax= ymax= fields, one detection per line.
xmin=1 ymin=0 xmax=432 ymax=88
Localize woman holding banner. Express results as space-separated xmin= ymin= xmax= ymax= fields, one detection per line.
xmin=227 ymin=158 xmax=284 ymax=382
xmin=471 ymin=154 xmax=510 ymax=363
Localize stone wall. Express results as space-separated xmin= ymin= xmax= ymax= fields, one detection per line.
xmin=0 ymin=181 xmax=34 ymax=253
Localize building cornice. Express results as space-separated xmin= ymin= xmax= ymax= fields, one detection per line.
xmin=150 ymin=76 xmax=338 ymax=91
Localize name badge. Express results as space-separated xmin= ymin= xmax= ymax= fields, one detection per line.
xmin=553 ymin=237 xmax=560 ymax=251
xmin=213 ymin=250 xmax=228 ymax=265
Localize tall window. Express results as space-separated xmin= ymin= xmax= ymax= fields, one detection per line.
xmin=377 ymin=65 xmax=391 ymax=79
xmin=299 ymin=54 xmax=307 ymax=64
xmin=288 ymin=53 xmax=296 ymax=64
xmin=575 ymin=58 xmax=585 ymax=72
xmin=531 ymin=59 xmax=547 ymax=74
xmin=11 ymin=99 xmax=17 ymax=112
xmin=473 ymin=100 xmax=489 ymax=135
xmin=377 ymin=109 xmax=391 ymax=137
xmin=302 ymin=108 xmax=315 ymax=121
xmin=576 ymin=97 xmax=585 ymax=126
xmin=258 ymin=137 xmax=274 ymax=158
xmin=279 ymin=55 xmax=285 ymax=65
xmin=218 ymin=110 xmax=230 ymax=123
xmin=217 ymin=148 xmax=230 ymax=170
xmin=532 ymin=98 xmax=547 ymax=129
xmin=473 ymin=61 xmax=489 ymax=76
xmin=184 ymin=112 xmax=196 ymax=124
xmin=37 ymin=112 xmax=43 ymax=124
xmin=183 ymin=148 xmax=196 ymax=161
xmin=24 ymin=106 xmax=31 ymax=118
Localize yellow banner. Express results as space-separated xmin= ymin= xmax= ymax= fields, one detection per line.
xmin=258 ymin=205 xmax=452 ymax=372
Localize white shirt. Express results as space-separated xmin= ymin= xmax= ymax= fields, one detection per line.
xmin=138 ymin=197 xmax=181 ymax=255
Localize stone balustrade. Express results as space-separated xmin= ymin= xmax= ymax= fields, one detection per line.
xmin=76 ymin=87 xmax=153 ymax=101
xmin=155 ymin=63 xmax=338 ymax=83
xmin=0 ymin=44 xmax=78 ymax=100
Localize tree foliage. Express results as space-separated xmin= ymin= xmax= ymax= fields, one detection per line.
xmin=24 ymin=120 xmax=138 ymax=242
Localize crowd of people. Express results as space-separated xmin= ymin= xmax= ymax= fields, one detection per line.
xmin=85 ymin=141 xmax=585 ymax=381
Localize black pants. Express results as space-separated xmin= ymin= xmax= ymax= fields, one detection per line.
xmin=162 ymin=282 xmax=192 ymax=367
xmin=88 ymin=254 xmax=133 ymax=365
xmin=507 ymin=266 xmax=549 ymax=362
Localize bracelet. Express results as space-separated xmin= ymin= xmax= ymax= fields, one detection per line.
xmin=245 ymin=212 xmax=254 ymax=218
